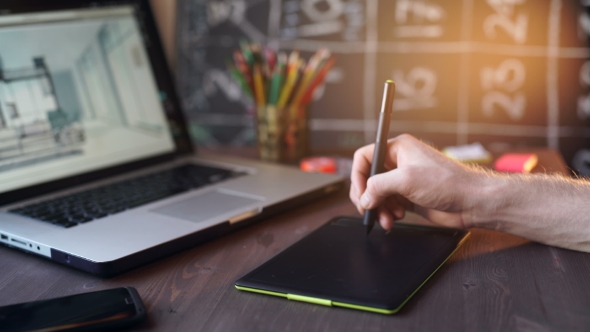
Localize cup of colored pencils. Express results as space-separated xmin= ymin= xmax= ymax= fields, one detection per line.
xmin=228 ymin=42 xmax=335 ymax=163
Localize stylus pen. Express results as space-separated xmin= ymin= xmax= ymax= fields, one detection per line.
xmin=363 ymin=80 xmax=396 ymax=235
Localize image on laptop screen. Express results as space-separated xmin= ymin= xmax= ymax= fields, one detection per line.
xmin=0 ymin=5 xmax=175 ymax=194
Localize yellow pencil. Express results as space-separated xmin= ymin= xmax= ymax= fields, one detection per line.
xmin=253 ymin=63 xmax=266 ymax=107
xmin=290 ymin=49 xmax=327 ymax=107
xmin=277 ymin=53 xmax=301 ymax=109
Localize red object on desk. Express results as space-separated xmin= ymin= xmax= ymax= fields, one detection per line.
xmin=300 ymin=157 xmax=337 ymax=173
xmin=494 ymin=153 xmax=538 ymax=173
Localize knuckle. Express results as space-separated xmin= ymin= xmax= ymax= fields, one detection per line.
xmin=396 ymin=133 xmax=413 ymax=142
xmin=353 ymin=148 xmax=367 ymax=161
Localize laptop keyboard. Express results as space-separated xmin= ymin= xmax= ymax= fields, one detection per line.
xmin=9 ymin=164 xmax=243 ymax=228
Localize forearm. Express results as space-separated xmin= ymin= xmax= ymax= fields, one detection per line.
xmin=471 ymin=172 xmax=590 ymax=252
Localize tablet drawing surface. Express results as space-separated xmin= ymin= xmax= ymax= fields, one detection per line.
xmin=236 ymin=217 xmax=470 ymax=314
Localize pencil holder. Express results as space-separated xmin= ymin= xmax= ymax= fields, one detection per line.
xmin=256 ymin=105 xmax=309 ymax=163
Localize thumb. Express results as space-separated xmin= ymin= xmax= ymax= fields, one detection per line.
xmin=360 ymin=170 xmax=405 ymax=210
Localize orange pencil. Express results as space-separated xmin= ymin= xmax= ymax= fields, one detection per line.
xmin=292 ymin=48 xmax=331 ymax=105
xmin=299 ymin=57 xmax=335 ymax=106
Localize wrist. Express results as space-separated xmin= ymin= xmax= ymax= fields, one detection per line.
xmin=462 ymin=170 xmax=512 ymax=229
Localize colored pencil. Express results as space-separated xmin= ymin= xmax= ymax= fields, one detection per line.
xmin=228 ymin=43 xmax=335 ymax=111
xmin=233 ymin=50 xmax=254 ymax=93
xmin=268 ymin=53 xmax=286 ymax=106
xmin=240 ymin=40 xmax=254 ymax=65
xmin=290 ymin=48 xmax=330 ymax=107
xmin=252 ymin=63 xmax=266 ymax=107
xmin=227 ymin=62 xmax=252 ymax=97
xmin=299 ymin=57 xmax=335 ymax=106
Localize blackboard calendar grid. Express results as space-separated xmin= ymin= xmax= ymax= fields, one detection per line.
xmin=176 ymin=0 xmax=590 ymax=171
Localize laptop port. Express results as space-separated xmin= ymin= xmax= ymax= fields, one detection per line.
xmin=1 ymin=234 xmax=7 ymax=240
xmin=11 ymin=238 xmax=27 ymax=246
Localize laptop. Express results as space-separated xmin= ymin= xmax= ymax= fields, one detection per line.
xmin=0 ymin=0 xmax=343 ymax=277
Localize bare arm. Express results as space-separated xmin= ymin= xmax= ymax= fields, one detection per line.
xmin=350 ymin=134 xmax=590 ymax=252
xmin=475 ymin=172 xmax=590 ymax=251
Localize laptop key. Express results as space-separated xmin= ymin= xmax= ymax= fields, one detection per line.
xmin=69 ymin=213 xmax=90 ymax=222
xmin=52 ymin=217 xmax=78 ymax=228
xmin=39 ymin=212 xmax=66 ymax=222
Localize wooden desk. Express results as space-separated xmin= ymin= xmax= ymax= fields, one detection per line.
xmin=1 ymin=149 xmax=589 ymax=331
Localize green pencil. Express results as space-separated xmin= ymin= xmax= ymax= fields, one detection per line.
xmin=228 ymin=62 xmax=252 ymax=97
xmin=240 ymin=40 xmax=254 ymax=65
xmin=268 ymin=54 xmax=286 ymax=106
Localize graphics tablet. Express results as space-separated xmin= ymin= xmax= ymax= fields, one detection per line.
xmin=235 ymin=216 xmax=470 ymax=314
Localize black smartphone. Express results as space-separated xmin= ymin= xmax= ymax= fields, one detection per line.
xmin=0 ymin=287 xmax=146 ymax=332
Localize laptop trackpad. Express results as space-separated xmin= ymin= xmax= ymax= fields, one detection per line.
xmin=153 ymin=190 xmax=262 ymax=223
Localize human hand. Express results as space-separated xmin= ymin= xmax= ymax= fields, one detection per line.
xmin=350 ymin=134 xmax=487 ymax=230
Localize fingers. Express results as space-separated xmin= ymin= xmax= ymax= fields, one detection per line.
xmin=349 ymin=137 xmax=404 ymax=203
xmin=357 ymin=197 xmax=405 ymax=231
xmin=378 ymin=206 xmax=394 ymax=230
xmin=377 ymin=195 xmax=405 ymax=230
xmin=350 ymin=133 xmax=473 ymax=231
xmin=360 ymin=170 xmax=407 ymax=211
xmin=350 ymin=136 xmax=404 ymax=196
xmin=350 ymin=145 xmax=374 ymax=199
xmin=350 ymin=144 xmax=377 ymax=216
xmin=350 ymin=134 xmax=418 ymax=218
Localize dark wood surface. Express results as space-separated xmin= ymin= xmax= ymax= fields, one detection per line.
xmin=1 ymin=148 xmax=589 ymax=331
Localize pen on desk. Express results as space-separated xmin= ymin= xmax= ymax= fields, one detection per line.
xmin=363 ymin=80 xmax=396 ymax=235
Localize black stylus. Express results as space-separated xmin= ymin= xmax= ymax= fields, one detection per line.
xmin=363 ymin=80 xmax=396 ymax=235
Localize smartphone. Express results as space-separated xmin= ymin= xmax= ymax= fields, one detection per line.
xmin=0 ymin=287 xmax=146 ymax=332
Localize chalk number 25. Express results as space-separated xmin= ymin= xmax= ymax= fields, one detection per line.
xmin=480 ymin=59 xmax=526 ymax=121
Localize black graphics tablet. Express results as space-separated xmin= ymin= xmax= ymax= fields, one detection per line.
xmin=235 ymin=216 xmax=470 ymax=314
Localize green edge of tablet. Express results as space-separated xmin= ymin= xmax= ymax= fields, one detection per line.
xmin=235 ymin=232 xmax=470 ymax=315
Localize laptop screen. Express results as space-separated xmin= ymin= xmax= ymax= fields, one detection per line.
xmin=0 ymin=5 xmax=176 ymax=194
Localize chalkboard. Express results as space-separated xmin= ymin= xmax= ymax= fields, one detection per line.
xmin=175 ymin=0 xmax=590 ymax=173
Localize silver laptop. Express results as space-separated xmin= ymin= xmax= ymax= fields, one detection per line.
xmin=0 ymin=0 xmax=343 ymax=276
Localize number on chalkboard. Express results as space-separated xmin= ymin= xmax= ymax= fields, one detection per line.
xmin=483 ymin=0 xmax=528 ymax=44
xmin=301 ymin=0 xmax=343 ymax=22
xmin=480 ymin=58 xmax=525 ymax=92
xmin=393 ymin=67 xmax=438 ymax=111
xmin=207 ymin=0 xmax=245 ymax=26
xmin=203 ymin=69 xmax=243 ymax=101
xmin=281 ymin=0 xmax=363 ymax=40
xmin=482 ymin=91 xmax=526 ymax=120
xmin=480 ymin=58 xmax=526 ymax=120
xmin=394 ymin=0 xmax=445 ymax=38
